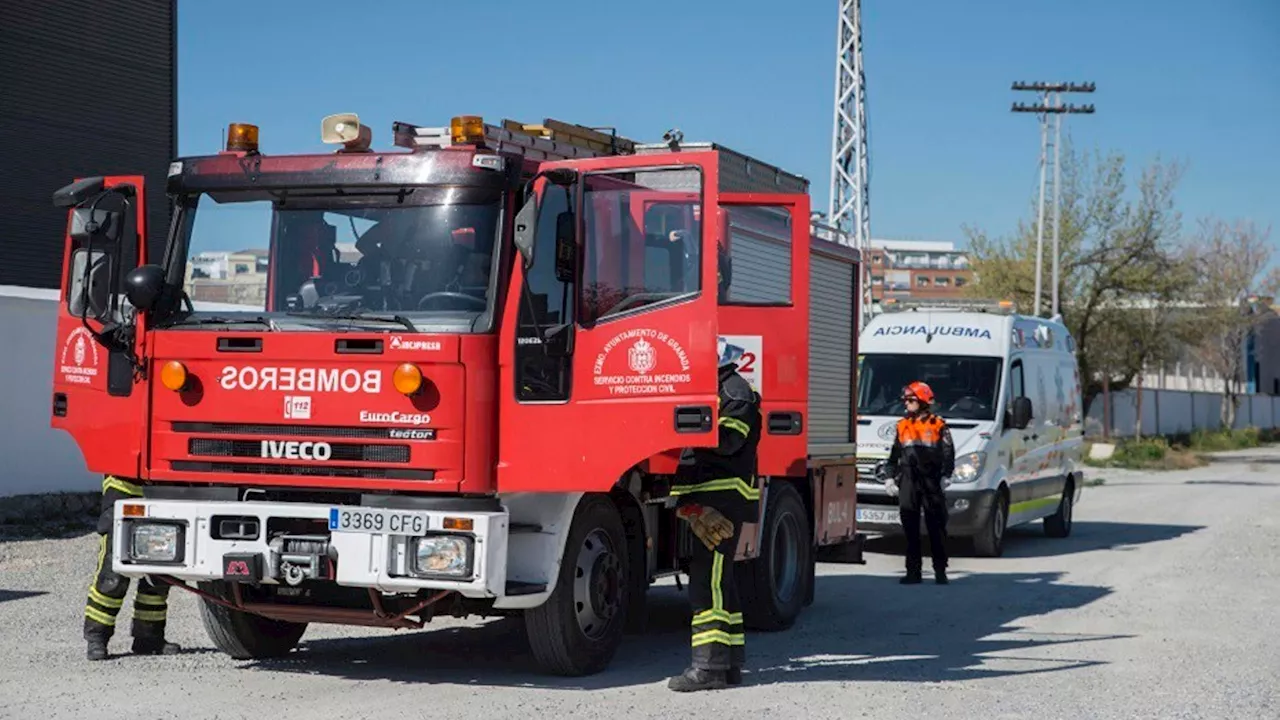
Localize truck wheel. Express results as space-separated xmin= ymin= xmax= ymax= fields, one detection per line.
xmin=196 ymin=581 xmax=307 ymax=659
xmin=738 ymin=482 xmax=811 ymax=632
xmin=524 ymin=495 xmax=629 ymax=676
xmin=1043 ymin=477 xmax=1074 ymax=538
xmin=972 ymin=490 xmax=1008 ymax=558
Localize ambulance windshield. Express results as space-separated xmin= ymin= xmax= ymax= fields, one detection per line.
xmin=173 ymin=186 xmax=502 ymax=330
xmin=857 ymin=353 xmax=1003 ymax=421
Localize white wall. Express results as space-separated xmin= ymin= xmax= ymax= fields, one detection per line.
xmin=1 ymin=288 xmax=99 ymax=497
xmin=1086 ymin=387 xmax=1280 ymax=439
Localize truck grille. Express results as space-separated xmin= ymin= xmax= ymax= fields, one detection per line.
xmin=170 ymin=461 xmax=434 ymax=481
xmin=172 ymin=422 xmax=433 ymax=441
xmin=188 ymin=438 xmax=410 ymax=464
xmin=170 ymin=423 xmax=433 ymax=481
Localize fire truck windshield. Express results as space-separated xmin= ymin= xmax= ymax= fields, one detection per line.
xmin=173 ymin=186 xmax=502 ymax=331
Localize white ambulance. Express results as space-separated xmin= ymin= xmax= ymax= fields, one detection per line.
xmin=853 ymin=300 xmax=1085 ymax=556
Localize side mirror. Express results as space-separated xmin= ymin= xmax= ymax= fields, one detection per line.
xmin=52 ymin=177 xmax=106 ymax=208
xmin=69 ymin=207 xmax=124 ymax=245
xmin=1010 ymin=396 xmax=1033 ymax=430
xmin=543 ymin=322 xmax=574 ymax=358
xmin=554 ymin=211 xmax=576 ymax=283
xmin=124 ymin=264 xmax=167 ymax=313
xmin=68 ymin=249 xmax=113 ymax=320
xmin=513 ymin=200 xmax=537 ymax=269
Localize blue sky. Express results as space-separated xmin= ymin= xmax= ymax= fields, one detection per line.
xmin=177 ymin=0 xmax=1279 ymax=250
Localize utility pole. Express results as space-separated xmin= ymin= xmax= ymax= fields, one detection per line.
xmin=1011 ymin=81 xmax=1095 ymax=317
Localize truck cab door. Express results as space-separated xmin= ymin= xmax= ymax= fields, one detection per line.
xmin=50 ymin=175 xmax=151 ymax=478
xmin=498 ymin=154 xmax=722 ymax=492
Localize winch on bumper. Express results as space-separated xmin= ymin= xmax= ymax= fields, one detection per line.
xmin=110 ymin=499 xmax=509 ymax=597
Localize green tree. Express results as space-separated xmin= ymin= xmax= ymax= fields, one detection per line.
xmin=963 ymin=146 xmax=1195 ymax=417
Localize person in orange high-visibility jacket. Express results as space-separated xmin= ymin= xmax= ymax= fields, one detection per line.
xmin=883 ymin=381 xmax=956 ymax=585
xmin=666 ymin=338 xmax=762 ymax=692
xmin=83 ymin=475 xmax=181 ymax=660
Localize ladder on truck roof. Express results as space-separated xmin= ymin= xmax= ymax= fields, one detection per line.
xmin=391 ymin=117 xmax=636 ymax=161
xmin=390 ymin=115 xmax=817 ymax=196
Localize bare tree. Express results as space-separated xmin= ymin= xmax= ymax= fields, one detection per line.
xmin=1186 ymin=219 xmax=1278 ymax=428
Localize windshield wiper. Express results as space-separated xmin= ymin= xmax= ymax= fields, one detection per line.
xmin=286 ymin=311 xmax=417 ymax=332
xmin=167 ymin=315 xmax=279 ymax=330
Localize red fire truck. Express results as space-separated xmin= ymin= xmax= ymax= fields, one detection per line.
xmin=50 ymin=113 xmax=862 ymax=675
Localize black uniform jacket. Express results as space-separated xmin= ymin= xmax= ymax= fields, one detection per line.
xmin=672 ymin=365 xmax=762 ymax=524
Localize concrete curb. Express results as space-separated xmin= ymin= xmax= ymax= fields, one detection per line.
xmin=0 ymin=491 xmax=99 ymax=527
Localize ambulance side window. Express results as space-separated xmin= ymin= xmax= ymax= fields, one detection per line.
xmin=1005 ymin=358 xmax=1025 ymax=429
xmin=515 ymin=185 xmax=573 ymax=403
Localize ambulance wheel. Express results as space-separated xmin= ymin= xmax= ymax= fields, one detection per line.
xmin=196 ymin=581 xmax=307 ymax=659
xmin=738 ymin=482 xmax=810 ymax=632
xmin=1044 ymin=477 xmax=1075 ymax=538
xmin=972 ymin=490 xmax=1008 ymax=558
xmin=525 ymin=494 xmax=629 ymax=676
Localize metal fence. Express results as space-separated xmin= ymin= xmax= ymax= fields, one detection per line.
xmin=1085 ymin=388 xmax=1279 ymax=439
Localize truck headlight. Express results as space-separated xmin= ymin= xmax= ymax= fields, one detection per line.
xmin=951 ymin=452 xmax=987 ymax=484
xmin=411 ymin=535 xmax=473 ymax=578
xmin=129 ymin=523 xmax=183 ymax=563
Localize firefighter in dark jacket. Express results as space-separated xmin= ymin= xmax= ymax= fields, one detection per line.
xmin=882 ymin=381 xmax=956 ymax=585
xmin=83 ymin=475 xmax=181 ymax=660
xmin=667 ymin=338 xmax=762 ymax=692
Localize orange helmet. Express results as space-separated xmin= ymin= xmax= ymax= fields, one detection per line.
xmin=902 ymin=381 xmax=935 ymax=405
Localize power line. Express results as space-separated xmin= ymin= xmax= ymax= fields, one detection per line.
xmin=1011 ymin=80 xmax=1096 ymax=318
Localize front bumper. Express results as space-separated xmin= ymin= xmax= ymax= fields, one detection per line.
xmin=855 ymin=485 xmax=997 ymax=537
xmin=111 ymin=499 xmax=509 ymax=597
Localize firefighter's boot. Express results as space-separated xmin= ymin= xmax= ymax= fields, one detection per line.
xmin=86 ymin=636 xmax=109 ymax=661
xmin=726 ymin=667 xmax=743 ymax=686
xmin=899 ymin=571 xmax=922 ymax=585
xmin=668 ymin=667 xmax=729 ymax=692
xmin=132 ymin=637 xmax=181 ymax=655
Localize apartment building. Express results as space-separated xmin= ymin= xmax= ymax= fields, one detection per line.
xmin=866 ymin=239 xmax=974 ymax=302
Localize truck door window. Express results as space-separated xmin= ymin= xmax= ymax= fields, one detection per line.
xmin=515 ymin=184 xmax=574 ymax=402
xmin=579 ymin=168 xmax=702 ymax=326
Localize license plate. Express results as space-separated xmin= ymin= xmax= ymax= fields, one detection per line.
xmin=856 ymin=507 xmax=900 ymax=524
xmin=328 ymin=507 xmax=431 ymax=536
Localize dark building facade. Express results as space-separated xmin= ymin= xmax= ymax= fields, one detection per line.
xmin=0 ymin=0 xmax=176 ymax=290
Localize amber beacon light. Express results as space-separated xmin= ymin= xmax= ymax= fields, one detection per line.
xmin=160 ymin=361 xmax=189 ymax=392
xmin=393 ymin=363 xmax=424 ymax=396
xmin=225 ymin=123 xmax=260 ymax=152
xmin=450 ymin=115 xmax=486 ymax=145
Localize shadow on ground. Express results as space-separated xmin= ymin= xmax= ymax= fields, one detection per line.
xmin=244 ymin=569 xmax=1123 ymax=691
xmin=0 ymin=589 xmax=47 ymax=604
xmin=0 ymin=520 xmax=96 ymax=543
xmin=861 ymin=520 xmax=1204 ymax=560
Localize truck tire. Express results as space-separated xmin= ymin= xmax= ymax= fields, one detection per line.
xmin=196 ymin=581 xmax=307 ymax=659
xmin=1043 ymin=477 xmax=1074 ymax=538
xmin=524 ymin=494 xmax=629 ymax=676
xmin=738 ymin=482 xmax=811 ymax=632
xmin=972 ymin=490 xmax=1008 ymax=558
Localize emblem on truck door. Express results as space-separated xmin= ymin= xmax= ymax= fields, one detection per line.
xmin=628 ymin=339 xmax=657 ymax=374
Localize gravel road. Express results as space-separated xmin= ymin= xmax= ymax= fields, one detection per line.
xmin=2 ymin=449 xmax=1278 ymax=720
